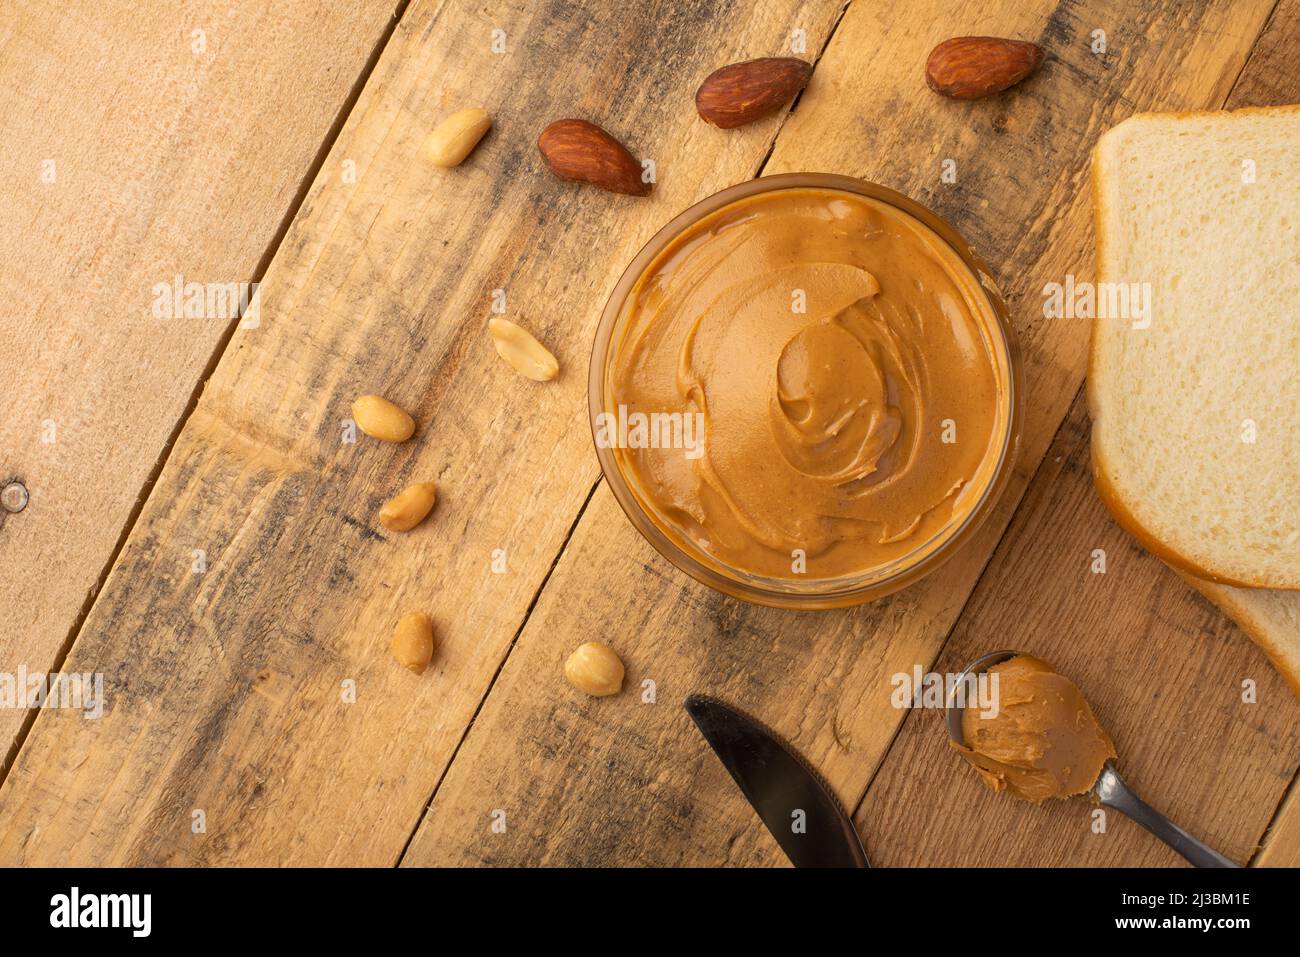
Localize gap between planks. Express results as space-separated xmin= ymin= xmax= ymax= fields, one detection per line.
xmin=394 ymin=474 xmax=603 ymax=864
xmin=847 ymin=0 xmax=1291 ymax=859
xmin=0 ymin=0 xmax=415 ymax=792
xmin=396 ymin=0 xmax=1293 ymax=866
xmin=1253 ymin=762 xmax=1300 ymax=865
xmin=846 ymin=379 xmax=1088 ymax=824
xmin=391 ymin=0 xmax=857 ymax=867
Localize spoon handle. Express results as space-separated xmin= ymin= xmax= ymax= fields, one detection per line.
xmin=1094 ymin=764 xmax=1238 ymax=868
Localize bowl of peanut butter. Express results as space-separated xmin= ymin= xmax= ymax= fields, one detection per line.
xmin=589 ymin=174 xmax=1022 ymax=607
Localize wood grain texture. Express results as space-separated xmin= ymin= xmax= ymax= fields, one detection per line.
xmin=1257 ymin=784 xmax=1300 ymax=866
xmin=857 ymin=393 xmax=1300 ymax=866
xmin=1223 ymin=0 xmax=1300 ymax=109
xmin=0 ymin=0 xmax=399 ymax=762
xmin=403 ymin=0 xmax=1282 ymax=866
xmin=0 ymin=0 xmax=848 ymax=865
xmin=864 ymin=0 xmax=1300 ymax=868
xmin=862 ymin=0 xmax=1300 ymax=871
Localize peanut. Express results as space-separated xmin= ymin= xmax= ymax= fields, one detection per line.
xmin=424 ymin=108 xmax=491 ymax=167
xmin=564 ymin=642 xmax=624 ymax=697
xmin=391 ymin=611 xmax=435 ymax=674
xmin=352 ymin=395 xmax=415 ymax=442
xmin=488 ymin=317 xmax=559 ymax=381
xmin=379 ymin=481 xmax=437 ymax=532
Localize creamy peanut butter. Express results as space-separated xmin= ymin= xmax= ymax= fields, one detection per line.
xmin=607 ymin=187 xmax=1011 ymax=581
xmin=955 ymin=655 xmax=1116 ymax=802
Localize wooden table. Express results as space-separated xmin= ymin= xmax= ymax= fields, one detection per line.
xmin=1 ymin=0 xmax=1296 ymax=867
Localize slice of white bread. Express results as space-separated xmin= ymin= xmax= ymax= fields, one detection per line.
xmin=1089 ymin=107 xmax=1300 ymax=589
xmin=1176 ymin=569 xmax=1300 ymax=699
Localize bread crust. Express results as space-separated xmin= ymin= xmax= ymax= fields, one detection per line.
xmin=1175 ymin=569 xmax=1300 ymax=700
xmin=1091 ymin=455 xmax=1293 ymax=589
xmin=1087 ymin=105 xmax=1300 ymax=591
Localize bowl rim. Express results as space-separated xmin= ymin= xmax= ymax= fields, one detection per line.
xmin=587 ymin=172 xmax=1024 ymax=609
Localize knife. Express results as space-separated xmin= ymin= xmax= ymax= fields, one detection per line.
xmin=685 ymin=694 xmax=869 ymax=867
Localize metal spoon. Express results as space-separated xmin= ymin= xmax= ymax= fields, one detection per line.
xmin=946 ymin=649 xmax=1238 ymax=868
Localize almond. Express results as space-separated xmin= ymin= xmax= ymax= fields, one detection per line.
xmin=925 ymin=36 xmax=1044 ymax=100
xmin=695 ymin=57 xmax=812 ymax=129
xmin=537 ymin=119 xmax=651 ymax=196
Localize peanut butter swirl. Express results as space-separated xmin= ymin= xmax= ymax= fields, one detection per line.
xmin=609 ymin=187 xmax=1010 ymax=581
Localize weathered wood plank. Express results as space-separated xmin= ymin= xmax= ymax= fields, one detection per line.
xmin=0 ymin=0 xmax=401 ymax=763
xmin=402 ymin=0 xmax=1280 ymax=866
xmin=1257 ymin=788 xmax=1300 ymax=866
xmin=856 ymin=393 xmax=1300 ymax=866
xmin=858 ymin=0 xmax=1300 ymax=870
xmin=0 ymin=0 xmax=848 ymax=865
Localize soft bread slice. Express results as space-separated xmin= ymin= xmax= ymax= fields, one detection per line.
xmin=1089 ymin=107 xmax=1300 ymax=589
xmin=1175 ymin=569 xmax=1300 ymax=699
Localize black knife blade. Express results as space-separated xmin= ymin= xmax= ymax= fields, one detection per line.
xmin=685 ymin=694 xmax=869 ymax=868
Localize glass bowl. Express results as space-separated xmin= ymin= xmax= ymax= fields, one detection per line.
xmin=588 ymin=173 xmax=1022 ymax=609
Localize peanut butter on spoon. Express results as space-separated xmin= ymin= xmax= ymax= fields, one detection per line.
xmin=946 ymin=650 xmax=1238 ymax=866
xmin=954 ymin=654 xmax=1116 ymax=802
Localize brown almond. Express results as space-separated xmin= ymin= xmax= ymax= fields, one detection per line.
xmin=925 ymin=36 xmax=1044 ymax=100
xmin=537 ymin=119 xmax=651 ymax=196
xmin=695 ymin=57 xmax=812 ymax=129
